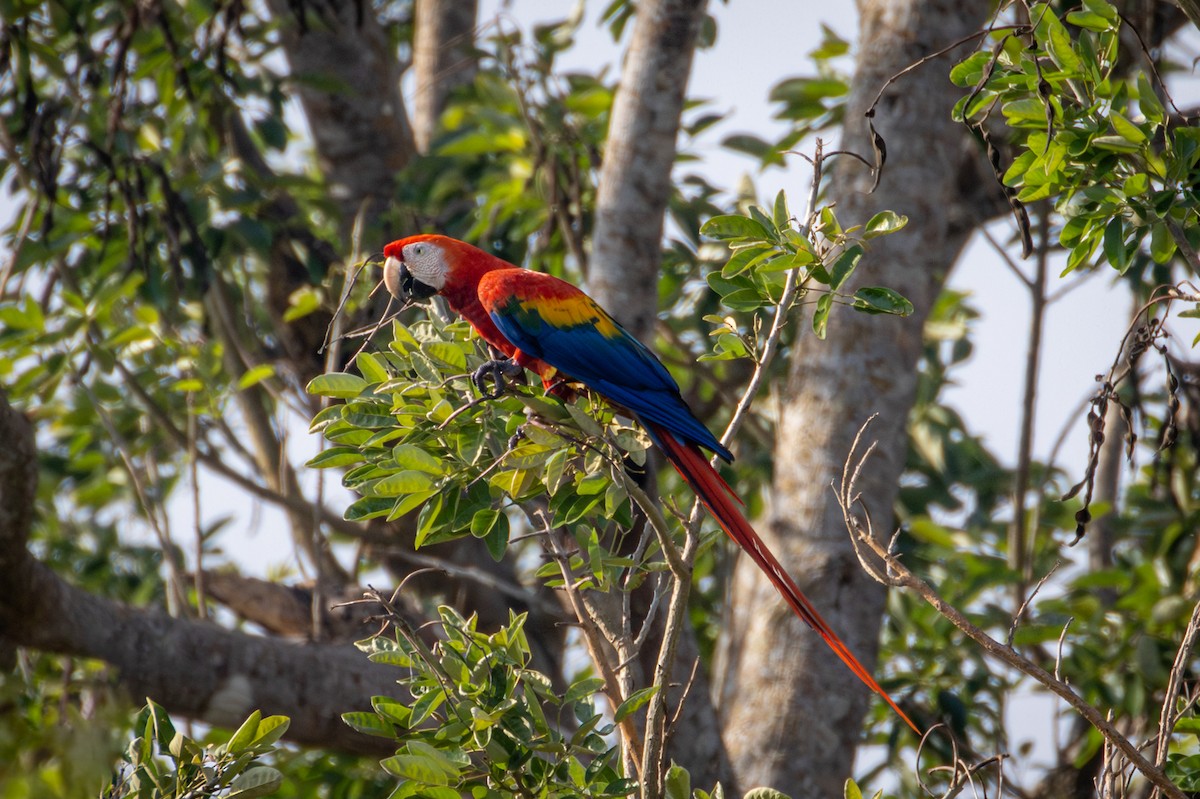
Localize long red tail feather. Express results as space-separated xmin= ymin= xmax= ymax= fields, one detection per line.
xmin=650 ymin=423 xmax=919 ymax=734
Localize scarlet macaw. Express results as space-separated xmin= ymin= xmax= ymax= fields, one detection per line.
xmin=382 ymin=234 xmax=917 ymax=733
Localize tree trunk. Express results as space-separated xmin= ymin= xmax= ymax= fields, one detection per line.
xmin=589 ymin=0 xmax=737 ymax=789
xmin=265 ymin=0 xmax=416 ymax=234
xmin=717 ymin=2 xmax=995 ymax=795
xmin=413 ymin=0 xmax=480 ymax=152
xmin=591 ymin=0 xmax=708 ymax=342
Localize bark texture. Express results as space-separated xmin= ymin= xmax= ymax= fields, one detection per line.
xmin=717 ymin=2 xmax=996 ymax=795
xmin=413 ymin=0 xmax=480 ymax=151
xmin=0 ymin=392 xmax=396 ymax=755
xmin=266 ymin=0 xmax=416 ymax=231
xmin=591 ymin=0 xmax=708 ymax=342
xmin=588 ymin=0 xmax=736 ymax=788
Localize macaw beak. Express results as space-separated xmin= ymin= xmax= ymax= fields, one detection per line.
xmin=382 ymin=255 xmax=438 ymax=301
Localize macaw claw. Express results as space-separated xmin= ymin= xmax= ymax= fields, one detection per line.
xmin=472 ymin=358 xmax=525 ymax=399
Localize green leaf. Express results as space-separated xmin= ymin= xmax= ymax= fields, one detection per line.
xmin=341 ymin=711 xmax=397 ymax=738
xmin=248 ymin=715 xmax=290 ymax=749
xmin=744 ymin=789 xmax=792 ymax=799
xmin=721 ymin=244 xmax=776 ymax=278
xmin=424 ymin=341 xmax=468 ymax=372
xmin=844 ymin=779 xmax=863 ymax=799
xmin=282 ymin=286 xmax=322 ymax=323
xmin=664 ymin=763 xmax=691 ymax=799
xmin=772 ymin=190 xmax=790 ymax=230
xmin=949 ymin=51 xmax=994 ymax=87
xmin=380 ymin=754 xmax=452 ymax=785
xmin=224 ymin=710 xmax=263 ymax=754
xmin=564 ymin=677 xmax=605 ymax=705
xmin=307 ymin=373 xmax=368 ymax=399
xmin=1150 ymin=222 xmax=1176 ymax=264
xmin=564 ymin=402 xmax=604 ymax=438
xmin=365 ymin=470 xmax=435 ymax=497
xmin=305 ymin=447 xmax=362 ymax=469
xmin=1043 ymin=12 xmax=1082 ymax=75
xmin=1173 ymin=717 xmax=1200 ymax=735
xmin=812 ymin=293 xmax=833 ymax=340
xmin=721 ymin=133 xmax=782 ymax=165
xmin=701 ymin=215 xmax=772 ymax=241
xmin=483 ymin=515 xmax=509 ymax=561
xmin=227 ymin=766 xmax=284 ymax=799
xmin=1092 ymin=135 xmax=1141 ymax=153
xmin=237 ymin=364 xmax=275 ymax=391
xmin=371 ymin=696 xmax=413 ymax=727
xmin=393 ymin=444 xmax=445 ymax=474
xmin=613 ymin=685 xmax=659 ymax=723
xmin=851 ymin=286 xmax=914 ymax=316
xmin=470 ymin=508 xmax=502 ymax=538
xmin=1110 ymin=111 xmax=1146 ymax=144
xmin=827 ymin=245 xmax=864 ymax=291
xmin=1137 ymin=72 xmax=1164 ymax=125
xmin=357 ymin=351 xmax=389 ymax=383
xmin=1122 ymin=173 xmax=1148 ymax=197
xmin=1066 ymin=10 xmax=1115 ymax=30
xmin=387 ymin=489 xmax=437 ymax=521
xmin=863 ymin=211 xmax=908 ymax=239
xmin=344 ymin=496 xmax=395 ymax=521
xmin=1103 ymin=217 xmax=1128 ymax=271
xmin=1001 ymin=98 xmax=1047 ymax=126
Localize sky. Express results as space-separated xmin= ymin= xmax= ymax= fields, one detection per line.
xmin=4 ymin=0 xmax=1198 ymax=786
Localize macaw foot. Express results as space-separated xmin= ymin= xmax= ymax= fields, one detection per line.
xmin=472 ymin=358 xmax=525 ymax=399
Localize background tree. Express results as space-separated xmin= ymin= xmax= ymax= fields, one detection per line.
xmin=3 ymin=2 xmax=1200 ymax=799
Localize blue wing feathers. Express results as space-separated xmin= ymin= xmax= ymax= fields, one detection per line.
xmin=488 ymin=305 xmax=733 ymax=461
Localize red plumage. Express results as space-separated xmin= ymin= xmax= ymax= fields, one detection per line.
xmin=382 ymin=234 xmax=919 ymax=734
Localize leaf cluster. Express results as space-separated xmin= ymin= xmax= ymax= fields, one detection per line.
xmin=952 ymin=0 xmax=1200 ymax=274
xmin=104 ymin=703 xmax=288 ymax=799
xmin=307 ymin=314 xmax=655 ymax=589
xmin=701 ymin=189 xmax=912 ymax=345
xmin=345 ymin=607 xmax=632 ymax=799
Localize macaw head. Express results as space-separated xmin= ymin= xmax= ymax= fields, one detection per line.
xmin=381 ymin=234 xmax=459 ymax=302
xmin=382 ymin=233 xmax=515 ymax=305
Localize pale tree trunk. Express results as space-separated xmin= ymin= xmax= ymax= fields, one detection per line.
xmin=592 ymin=0 xmax=707 ymax=342
xmin=265 ymin=0 xmax=416 ymax=237
xmin=413 ymin=0 xmax=479 ymax=152
xmin=589 ymin=0 xmax=736 ymax=790
xmin=717 ymin=2 xmax=995 ymax=795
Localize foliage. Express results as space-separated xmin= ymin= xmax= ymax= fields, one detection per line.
xmin=951 ymin=0 xmax=1199 ymax=273
xmin=345 ymin=606 xmax=633 ymax=798
xmin=305 ymin=165 xmax=913 ymax=796
xmin=701 ymin=193 xmax=910 ymax=343
xmin=104 ymin=703 xmax=288 ymax=799
xmin=4 ymin=0 xmax=1200 ymax=797
xmin=0 ymin=655 xmax=132 ymax=799
xmin=849 ymin=0 xmax=1200 ymax=792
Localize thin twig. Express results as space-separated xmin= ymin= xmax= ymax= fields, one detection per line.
xmin=1009 ymin=204 xmax=1050 ymax=595
xmin=837 ymin=418 xmax=1187 ymax=799
xmin=1152 ymin=595 xmax=1200 ymax=789
xmin=540 ymin=512 xmax=644 ymax=778
xmin=1007 ymin=560 xmax=1063 ymax=648
xmin=719 ymin=139 xmax=825 ymax=451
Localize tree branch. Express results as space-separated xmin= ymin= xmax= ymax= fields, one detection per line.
xmin=0 ymin=390 xmax=398 ymax=756
xmin=836 ymin=417 xmax=1186 ymax=799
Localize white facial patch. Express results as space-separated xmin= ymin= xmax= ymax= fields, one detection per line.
xmin=403 ymin=241 xmax=447 ymax=290
xmin=382 ymin=256 xmax=404 ymax=298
